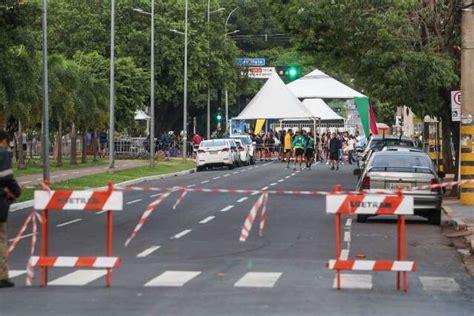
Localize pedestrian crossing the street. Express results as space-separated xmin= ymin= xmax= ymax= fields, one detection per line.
xmin=8 ymin=268 xmax=464 ymax=292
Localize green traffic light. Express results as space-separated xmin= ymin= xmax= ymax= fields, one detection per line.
xmin=216 ymin=114 xmax=222 ymax=121
xmin=288 ymin=67 xmax=298 ymax=78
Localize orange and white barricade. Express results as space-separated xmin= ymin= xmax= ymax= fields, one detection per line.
xmin=326 ymin=186 xmax=416 ymax=292
xmin=33 ymin=181 xmax=123 ymax=287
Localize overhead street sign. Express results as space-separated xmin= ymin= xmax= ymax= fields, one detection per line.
xmin=236 ymin=58 xmax=266 ymax=67
xmin=241 ymin=67 xmax=275 ymax=79
xmin=451 ymin=90 xmax=461 ymax=122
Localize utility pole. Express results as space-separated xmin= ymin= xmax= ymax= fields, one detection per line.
xmin=109 ymin=0 xmax=115 ymax=171
xmin=460 ymin=0 xmax=474 ymax=205
xmin=42 ymin=0 xmax=49 ymax=182
xmin=150 ymin=1 xmax=155 ymax=167
xmin=207 ymin=0 xmax=211 ymax=140
xmin=182 ymin=0 xmax=188 ymax=160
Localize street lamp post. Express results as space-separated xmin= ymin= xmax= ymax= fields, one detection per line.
xmin=183 ymin=0 xmax=188 ymax=160
xmin=133 ymin=4 xmax=155 ymax=168
xmin=224 ymin=7 xmax=240 ymax=134
xmin=41 ymin=0 xmax=49 ymax=181
xmin=207 ymin=3 xmax=225 ymax=139
xmin=109 ymin=0 xmax=115 ymax=171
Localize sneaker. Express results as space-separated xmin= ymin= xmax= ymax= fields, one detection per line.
xmin=0 ymin=279 xmax=15 ymax=288
xmin=293 ymin=167 xmax=297 ymax=171
xmin=330 ymin=166 xmax=335 ymax=170
xmin=336 ymin=166 xmax=339 ymax=170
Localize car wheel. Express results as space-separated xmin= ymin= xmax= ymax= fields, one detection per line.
xmin=228 ymin=164 xmax=235 ymax=170
xmin=196 ymin=166 xmax=203 ymax=172
xmin=428 ymin=209 xmax=441 ymax=225
xmin=356 ymin=214 xmax=369 ymax=223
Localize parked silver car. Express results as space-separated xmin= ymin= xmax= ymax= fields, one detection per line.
xmin=354 ymin=151 xmax=443 ymax=225
xmin=359 ymin=135 xmax=416 ymax=170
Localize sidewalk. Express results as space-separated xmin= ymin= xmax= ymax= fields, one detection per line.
xmin=17 ymin=160 xmax=147 ymax=187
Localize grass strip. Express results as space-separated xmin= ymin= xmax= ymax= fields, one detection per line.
xmin=16 ymin=160 xmax=195 ymax=203
xmin=14 ymin=158 xmax=109 ymax=178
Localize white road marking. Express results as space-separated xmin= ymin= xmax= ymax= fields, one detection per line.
xmin=136 ymin=245 xmax=161 ymax=258
xmin=237 ymin=197 xmax=248 ymax=203
xmin=9 ymin=233 xmax=37 ymax=242
xmin=344 ymin=231 xmax=351 ymax=242
xmin=223 ymin=174 xmax=230 ymax=177
xmin=200 ymin=180 xmax=210 ymax=184
xmin=220 ymin=205 xmax=234 ymax=212
xmin=241 ymin=169 xmax=248 ymax=172
xmin=251 ymin=191 xmax=260 ymax=196
xmin=9 ymin=270 xmax=27 ymax=278
xmin=96 ymin=210 xmax=108 ymax=215
xmin=333 ymin=274 xmax=372 ymax=289
xmin=49 ymin=270 xmax=107 ymax=286
xmin=145 ymin=271 xmax=201 ymax=287
xmin=186 ymin=184 xmax=196 ymax=188
xmin=419 ymin=277 xmax=460 ymax=292
xmin=270 ymin=183 xmax=277 ymax=186
xmin=235 ymin=272 xmax=282 ymax=288
xmin=278 ymin=179 xmax=284 ymax=183
xmin=199 ymin=216 xmax=215 ymax=224
xmin=150 ymin=193 xmax=162 ymax=198
xmin=261 ymin=186 xmax=269 ymax=191
xmin=56 ymin=218 xmax=82 ymax=227
xmin=127 ymin=199 xmax=142 ymax=205
xmin=233 ymin=171 xmax=239 ymax=175
xmin=285 ymin=176 xmax=291 ymax=179
xmin=172 ymin=229 xmax=192 ymax=239
xmin=291 ymin=173 xmax=296 ymax=176
xmin=345 ymin=218 xmax=352 ymax=228
xmin=213 ymin=177 xmax=221 ymax=180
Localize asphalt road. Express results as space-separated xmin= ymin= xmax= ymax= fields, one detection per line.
xmin=1 ymin=161 xmax=473 ymax=315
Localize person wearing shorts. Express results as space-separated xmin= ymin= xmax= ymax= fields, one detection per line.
xmin=305 ymin=132 xmax=315 ymax=169
xmin=292 ymin=131 xmax=306 ymax=171
xmin=284 ymin=129 xmax=293 ymax=168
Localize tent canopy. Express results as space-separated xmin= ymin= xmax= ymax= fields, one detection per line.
xmin=235 ymin=72 xmax=314 ymax=120
xmin=302 ymin=98 xmax=344 ymax=122
xmin=287 ymin=69 xmax=365 ymax=99
xmin=134 ymin=110 xmax=150 ymax=120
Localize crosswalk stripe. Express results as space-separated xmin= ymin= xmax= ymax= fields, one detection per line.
xmin=9 ymin=270 xmax=27 ymax=278
xmin=49 ymin=269 xmax=107 ymax=286
xmin=137 ymin=246 xmax=161 ymax=258
xmin=332 ymin=274 xmax=372 ymax=289
xmin=145 ymin=271 xmax=201 ymax=287
xmin=234 ymin=272 xmax=282 ymax=288
xmin=419 ymin=277 xmax=460 ymax=292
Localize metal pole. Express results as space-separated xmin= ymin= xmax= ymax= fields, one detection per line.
xmin=109 ymin=0 xmax=115 ymax=171
xmin=182 ymin=0 xmax=188 ymax=160
xmin=225 ymin=89 xmax=229 ymax=132
xmin=150 ymin=1 xmax=155 ymax=167
xmin=42 ymin=0 xmax=49 ymax=181
xmin=207 ymin=0 xmax=211 ymax=139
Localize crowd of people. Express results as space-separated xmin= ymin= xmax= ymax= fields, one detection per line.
xmin=246 ymin=129 xmax=364 ymax=171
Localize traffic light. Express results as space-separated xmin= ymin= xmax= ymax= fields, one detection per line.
xmin=216 ymin=114 xmax=222 ymax=122
xmin=275 ymin=65 xmax=301 ymax=81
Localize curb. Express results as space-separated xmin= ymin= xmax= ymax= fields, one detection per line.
xmin=10 ymin=168 xmax=196 ymax=212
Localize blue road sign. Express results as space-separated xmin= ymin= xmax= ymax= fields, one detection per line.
xmin=236 ymin=58 xmax=266 ymax=67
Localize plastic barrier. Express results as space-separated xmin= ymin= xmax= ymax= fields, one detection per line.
xmin=33 ymin=181 xmax=123 ymax=287
xmin=326 ymin=185 xmax=416 ymax=292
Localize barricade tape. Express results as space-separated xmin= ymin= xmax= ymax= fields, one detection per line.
xmin=26 ymin=213 xmax=38 ymax=286
xmin=121 ymin=178 xmax=474 ymax=246
xmin=8 ymin=213 xmax=33 ymax=255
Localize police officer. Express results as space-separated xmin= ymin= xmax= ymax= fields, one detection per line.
xmin=0 ymin=130 xmax=21 ymax=288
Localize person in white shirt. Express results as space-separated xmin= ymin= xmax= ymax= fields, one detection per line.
xmin=347 ymin=135 xmax=356 ymax=165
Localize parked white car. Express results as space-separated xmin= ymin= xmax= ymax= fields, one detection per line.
xmin=230 ymin=134 xmax=256 ymax=164
xmin=234 ymin=139 xmax=250 ymax=166
xmin=196 ymin=139 xmax=237 ymax=171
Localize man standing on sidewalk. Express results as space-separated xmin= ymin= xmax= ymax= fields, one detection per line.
xmin=0 ymin=130 xmax=21 ymax=288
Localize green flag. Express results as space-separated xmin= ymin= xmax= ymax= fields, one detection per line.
xmin=354 ymin=97 xmax=370 ymax=136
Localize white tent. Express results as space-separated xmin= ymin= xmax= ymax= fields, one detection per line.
xmin=134 ymin=109 xmax=150 ymax=121
xmin=236 ymin=72 xmax=314 ymax=120
xmin=287 ymin=69 xmax=365 ymax=99
xmin=302 ymin=98 xmax=344 ymax=122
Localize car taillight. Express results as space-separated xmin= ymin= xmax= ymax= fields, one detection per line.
xmin=361 ymin=176 xmax=370 ymax=189
xmin=239 ymin=146 xmax=245 ymax=152
xmin=198 ymin=149 xmax=206 ymax=154
xmin=430 ymin=178 xmax=440 ymax=192
xmin=222 ymin=147 xmax=230 ymax=152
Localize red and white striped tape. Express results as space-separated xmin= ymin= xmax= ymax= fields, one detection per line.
xmin=326 ymin=195 xmax=414 ymax=215
xmin=172 ymin=191 xmax=188 ymax=210
xmin=30 ymin=256 xmax=121 ymax=268
xmin=34 ymin=190 xmax=123 ymax=211
xmin=327 ymin=259 xmax=416 ymax=272
xmin=26 ymin=213 xmax=38 ymax=286
xmin=259 ymin=192 xmax=269 ymax=236
xmin=8 ymin=212 xmax=33 ymax=255
xmin=124 ymin=191 xmax=172 ymax=247
xmin=239 ymin=193 xmax=266 ymax=242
